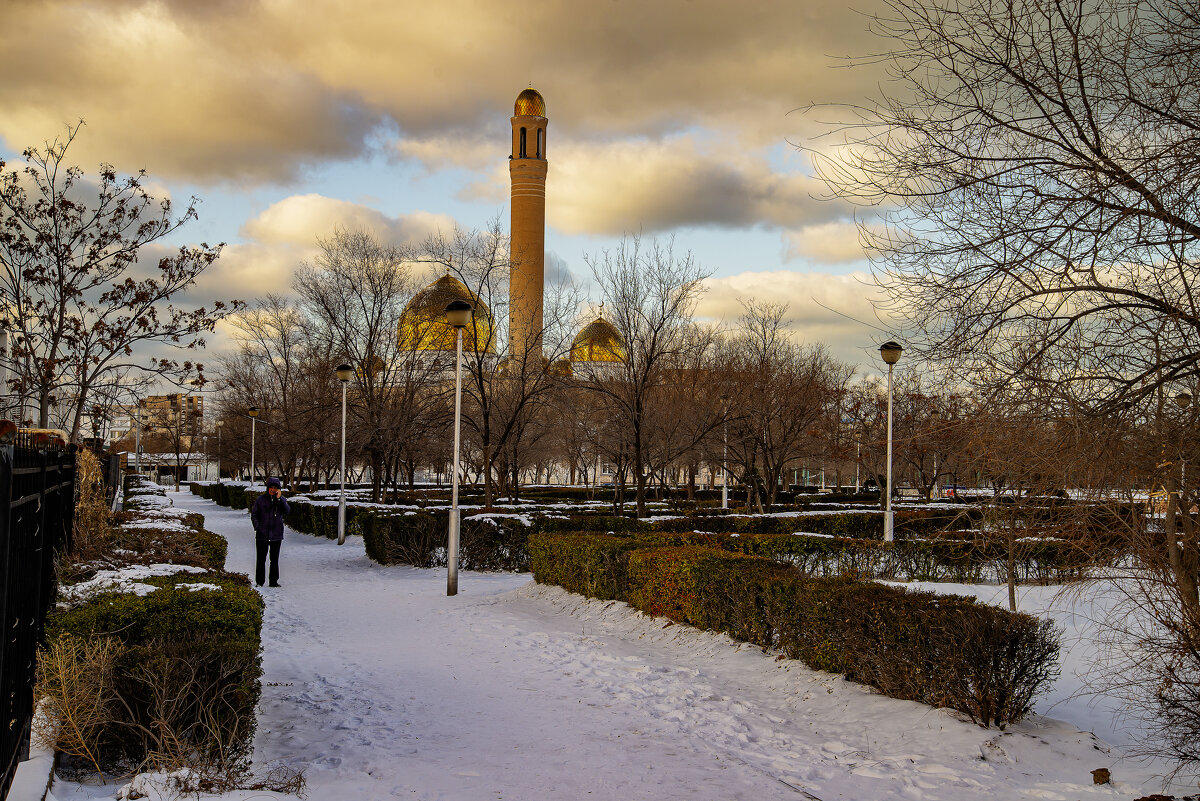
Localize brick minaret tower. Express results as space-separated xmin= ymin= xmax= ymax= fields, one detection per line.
xmin=509 ymin=87 xmax=547 ymax=358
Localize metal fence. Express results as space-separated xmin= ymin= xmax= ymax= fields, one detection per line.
xmin=0 ymin=442 xmax=75 ymax=801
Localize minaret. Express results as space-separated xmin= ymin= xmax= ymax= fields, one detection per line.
xmin=509 ymin=87 xmax=548 ymax=358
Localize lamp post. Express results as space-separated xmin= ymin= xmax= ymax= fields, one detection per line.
xmin=720 ymin=393 xmax=729 ymax=510
xmin=880 ymin=341 xmax=903 ymax=542
xmin=215 ymin=420 xmax=224 ymax=483
xmin=445 ymin=299 xmax=473 ymax=596
xmin=854 ymin=430 xmax=861 ymax=493
xmin=248 ymin=406 xmax=259 ymax=484
xmin=336 ymin=364 xmax=354 ymax=545
xmin=135 ymin=399 xmax=142 ymax=475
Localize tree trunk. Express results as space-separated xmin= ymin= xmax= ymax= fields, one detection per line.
xmin=482 ymin=443 xmax=494 ymax=510
xmin=633 ymin=438 xmax=647 ymax=518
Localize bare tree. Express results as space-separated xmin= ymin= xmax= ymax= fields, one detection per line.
xmin=723 ymin=301 xmax=854 ymax=510
xmin=814 ymin=0 xmax=1200 ymax=411
xmin=294 ymin=228 xmax=438 ymax=501
xmin=217 ymin=296 xmax=345 ymax=488
xmin=814 ymin=0 xmax=1200 ymax=765
xmin=0 ymin=123 xmax=238 ymax=439
xmin=404 ymin=221 xmax=579 ymax=507
xmin=580 ymin=236 xmax=712 ymax=517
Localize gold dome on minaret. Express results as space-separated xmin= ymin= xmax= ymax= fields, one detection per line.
xmin=398 ymin=274 xmax=496 ymax=353
xmin=571 ymin=316 xmax=625 ymax=363
xmin=514 ymin=88 xmax=547 ymax=117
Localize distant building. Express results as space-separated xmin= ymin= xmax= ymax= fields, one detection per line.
xmin=109 ymin=393 xmax=204 ymax=451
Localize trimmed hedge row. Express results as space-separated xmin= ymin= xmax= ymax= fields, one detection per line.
xmin=186 ymin=483 xmax=1102 ymax=582
xmin=360 ymin=511 xmax=645 ymax=571
xmin=48 ymin=571 xmax=263 ymax=769
xmin=530 ymin=533 xmax=1060 ymax=728
xmin=654 ymin=508 xmax=980 ymax=538
xmin=102 ymin=510 xmax=229 ymax=574
xmin=44 ymin=479 xmax=264 ymax=770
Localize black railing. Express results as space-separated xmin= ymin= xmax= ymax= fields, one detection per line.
xmin=0 ymin=443 xmax=75 ymax=801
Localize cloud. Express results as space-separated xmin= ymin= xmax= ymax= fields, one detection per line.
xmin=697 ymin=269 xmax=890 ymax=368
xmin=240 ymin=194 xmax=456 ymax=247
xmin=0 ymin=0 xmax=888 ymax=185
xmin=544 ymin=251 xmax=579 ymax=286
xmin=547 ymin=137 xmax=837 ymax=236
xmin=784 ymin=221 xmax=871 ymax=265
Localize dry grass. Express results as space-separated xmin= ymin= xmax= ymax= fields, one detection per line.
xmin=72 ymin=449 xmax=114 ymax=561
xmin=34 ymin=634 xmax=124 ymax=776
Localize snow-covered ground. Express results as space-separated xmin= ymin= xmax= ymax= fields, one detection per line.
xmin=35 ymin=489 xmax=1192 ymax=800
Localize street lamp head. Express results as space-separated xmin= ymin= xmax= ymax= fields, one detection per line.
xmin=248 ymin=406 xmax=259 ymax=418
xmin=335 ymin=363 xmax=354 ymax=383
xmin=1177 ymin=391 xmax=1193 ymax=409
xmin=445 ymin=300 xmax=473 ymax=329
xmin=216 ymin=420 xmax=224 ymax=428
xmin=879 ymin=341 xmax=903 ymax=366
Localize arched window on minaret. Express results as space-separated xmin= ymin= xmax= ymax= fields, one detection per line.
xmin=536 ymin=128 xmax=544 ymax=158
xmin=519 ymin=127 xmax=527 ymax=158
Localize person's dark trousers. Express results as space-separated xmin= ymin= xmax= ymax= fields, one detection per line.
xmin=256 ymin=539 xmax=281 ymax=586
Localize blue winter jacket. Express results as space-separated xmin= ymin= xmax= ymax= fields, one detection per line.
xmin=251 ymin=492 xmax=291 ymax=542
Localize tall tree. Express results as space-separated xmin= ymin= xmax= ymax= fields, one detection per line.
xmin=405 ymin=221 xmax=579 ymax=507
xmin=580 ymin=236 xmax=711 ymax=517
xmin=0 ymin=123 xmax=237 ymax=439
xmin=293 ymin=228 xmax=436 ymax=501
xmin=814 ymin=0 xmax=1200 ymax=410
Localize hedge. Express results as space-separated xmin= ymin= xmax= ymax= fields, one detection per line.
xmin=361 ymin=511 xmax=645 ymax=571
xmin=530 ymin=534 xmax=1060 ymax=728
xmin=48 ymin=571 xmax=263 ymax=768
xmin=186 ymin=483 xmax=1107 ymax=582
xmin=44 ymin=480 xmax=264 ymax=771
xmin=653 ymin=508 xmax=980 ymax=538
xmin=103 ymin=510 xmax=229 ymax=573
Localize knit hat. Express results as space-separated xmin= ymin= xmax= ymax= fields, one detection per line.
xmin=266 ymin=477 xmax=282 ymax=489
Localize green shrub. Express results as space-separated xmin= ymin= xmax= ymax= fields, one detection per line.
xmin=532 ymin=538 xmax=1060 ymax=728
xmin=97 ymin=512 xmax=228 ymax=573
xmin=528 ymin=533 xmax=647 ymax=600
xmin=652 ymin=508 xmax=979 ymax=539
xmin=46 ymin=570 xmax=263 ymax=769
xmin=49 ymin=572 xmax=262 ymax=644
xmin=361 ymin=510 xmax=647 ymax=570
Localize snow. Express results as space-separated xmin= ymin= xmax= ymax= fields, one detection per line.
xmin=115 ymin=518 xmax=192 ymax=532
xmin=174 ymin=582 xmax=224 ymax=593
xmin=123 ymin=494 xmax=171 ymax=509
xmin=57 ymin=563 xmax=208 ymax=607
xmin=38 ymin=489 xmax=1193 ymax=800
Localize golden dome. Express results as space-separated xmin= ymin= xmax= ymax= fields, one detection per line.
xmin=398 ymin=275 xmax=496 ymax=354
xmin=514 ymin=88 xmax=547 ymax=118
xmin=571 ymin=317 xmax=624 ymax=363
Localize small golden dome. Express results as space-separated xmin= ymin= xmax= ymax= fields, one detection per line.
xmin=514 ymin=88 xmax=547 ymax=118
xmin=398 ymin=275 xmax=496 ymax=354
xmin=571 ymin=317 xmax=624 ymax=363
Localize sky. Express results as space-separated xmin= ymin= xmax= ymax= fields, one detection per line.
xmin=0 ymin=0 xmax=900 ymax=375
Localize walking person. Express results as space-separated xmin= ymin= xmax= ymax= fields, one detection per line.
xmin=251 ymin=477 xmax=291 ymax=587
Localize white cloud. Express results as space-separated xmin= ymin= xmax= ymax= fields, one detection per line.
xmin=548 ymin=137 xmax=838 ymax=236
xmin=240 ymin=194 xmax=456 ymax=247
xmin=698 ymin=269 xmax=891 ymax=368
xmin=0 ymin=0 xmax=889 ymax=184
xmin=784 ymin=221 xmax=871 ymax=265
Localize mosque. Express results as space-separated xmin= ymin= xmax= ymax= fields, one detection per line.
xmin=396 ymin=87 xmax=624 ymax=376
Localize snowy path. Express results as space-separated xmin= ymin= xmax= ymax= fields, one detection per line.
xmin=168 ymin=491 xmax=1179 ymax=800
